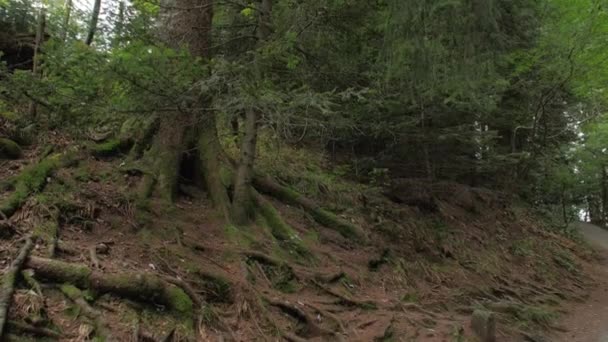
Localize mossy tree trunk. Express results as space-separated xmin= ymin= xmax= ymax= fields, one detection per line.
xmin=231 ymin=107 xmax=258 ymax=225
xmin=198 ymin=113 xmax=231 ymax=219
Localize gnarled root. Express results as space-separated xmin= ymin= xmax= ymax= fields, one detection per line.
xmin=264 ymin=296 xmax=336 ymax=339
xmin=253 ymin=174 xmax=365 ymax=241
xmin=25 ymin=256 xmax=194 ymax=314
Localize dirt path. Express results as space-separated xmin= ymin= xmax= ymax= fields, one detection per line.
xmin=554 ymin=222 xmax=608 ymax=342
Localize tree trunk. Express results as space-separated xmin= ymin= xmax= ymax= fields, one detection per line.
xmin=85 ymin=0 xmax=102 ymax=46
xmin=61 ymin=0 xmax=72 ymax=43
xmin=231 ymin=108 xmax=258 ymax=224
xmin=230 ymin=0 xmax=272 ymax=225
xmin=28 ymin=9 xmax=45 ymax=120
xmin=198 ymin=114 xmax=231 ymax=219
xmin=112 ymin=1 xmax=125 ymax=48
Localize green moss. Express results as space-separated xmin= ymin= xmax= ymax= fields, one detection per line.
xmin=33 ymin=220 xmax=58 ymax=240
xmin=0 ymin=137 xmax=22 ymax=159
xmin=0 ymin=153 xmax=73 ymax=217
xmin=165 ymin=286 xmax=193 ymax=314
xmin=91 ymin=139 xmax=126 ymax=157
xmin=60 ymin=283 xmax=83 ymax=300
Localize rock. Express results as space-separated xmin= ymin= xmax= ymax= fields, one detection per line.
xmin=95 ymin=243 xmax=110 ymax=254
xmin=471 ymin=309 xmax=496 ymax=342
xmin=0 ymin=137 xmax=22 ymax=159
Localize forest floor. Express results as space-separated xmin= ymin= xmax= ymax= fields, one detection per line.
xmin=0 ymin=132 xmax=605 ymax=341
xmin=554 ymin=222 xmax=608 ymax=342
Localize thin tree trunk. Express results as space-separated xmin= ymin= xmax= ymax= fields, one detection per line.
xmin=230 ymin=0 xmax=272 ymax=224
xmin=61 ymin=0 xmax=72 ymax=43
xmin=28 ymin=9 xmax=45 ymax=120
xmin=85 ymin=0 xmax=102 ymax=45
xmin=113 ymin=1 xmax=125 ymax=48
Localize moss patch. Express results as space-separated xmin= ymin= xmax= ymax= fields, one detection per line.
xmin=0 ymin=152 xmax=75 ymax=217
xmin=0 ymin=137 xmax=22 ymax=159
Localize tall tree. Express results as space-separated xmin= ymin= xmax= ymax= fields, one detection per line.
xmin=85 ymin=0 xmax=101 ymax=45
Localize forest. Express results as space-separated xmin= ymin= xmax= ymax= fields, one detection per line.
xmin=1 ymin=0 xmax=608 ymax=341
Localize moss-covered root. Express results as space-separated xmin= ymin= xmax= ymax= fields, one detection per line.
xmin=0 ymin=151 xmax=77 ymax=218
xmin=252 ymin=190 xmax=310 ymax=257
xmin=252 ymin=175 xmax=366 ymax=242
xmin=59 ymin=284 xmax=112 ymax=340
xmin=0 ymin=138 xmax=22 ymax=160
xmin=0 ymin=237 xmax=34 ymax=339
xmin=25 ymin=256 xmax=193 ymax=315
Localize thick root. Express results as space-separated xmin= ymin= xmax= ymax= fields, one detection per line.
xmin=7 ymin=320 xmax=63 ymax=339
xmin=0 ymin=237 xmax=34 ymax=339
xmin=25 ymin=256 xmax=194 ymax=315
xmin=252 ymin=190 xmax=310 ymax=256
xmin=264 ymin=296 xmax=336 ymax=339
xmin=253 ymin=174 xmax=365 ymax=241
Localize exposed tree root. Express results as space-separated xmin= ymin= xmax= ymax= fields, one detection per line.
xmin=60 ymin=284 xmax=113 ymax=341
xmin=89 ymin=245 xmax=101 ymax=269
xmin=25 ymin=256 xmax=194 ymax=314
xmin=253 ymin=174 xmax=365 ymax=241
xmin=21 ymin=269 xmax=42 ymax=297
xmin=0 ymin=236 xmax=34 ymax=339
xmin=252 ymin=190 xmax=310 ymax=257
xmin=0 ymin=218 xmax=17 ymax=239
xmin=7 ymin=320 xmax=63 ymax=339
xmin=311 ymin=280 xmax=376 ymax=310
xmin=264 ymin=296 xmax=336 ymax=339
xmin=305 ymin=302 xmax=346 ymax=333
xmin=0 ymin=151 xmax=78 ymax=218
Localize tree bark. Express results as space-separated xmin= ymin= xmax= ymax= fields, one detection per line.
xmin=231 ymin=108 xmax=258 ymax=224
xmin=85 ymin=0 xmax=102 ymax=45
xmin=230 ymin=0 xmax=272 ymax=225
xmin=61 ymin=0 xmax=72 ymax=43
xmin=198 ymin=114 xmax=231 ymax=219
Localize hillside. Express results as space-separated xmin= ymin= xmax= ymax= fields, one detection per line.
xmin=0 ymin=132 xmax=599 ymax=341
xmin=3 ymin=0 xmax=608 ymax=341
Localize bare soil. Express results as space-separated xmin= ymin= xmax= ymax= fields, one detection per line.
xmin=553 ymin=222 xmax=608 ymax=342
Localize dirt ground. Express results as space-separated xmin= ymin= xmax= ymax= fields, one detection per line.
xmin=553 ymin=222 xmax=608 ymax=342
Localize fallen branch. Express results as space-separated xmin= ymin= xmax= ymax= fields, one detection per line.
xmin=0 ymin=237 xmax=34 ymax=339
xmin=25 ymin=256 xmax=193 ymax=314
